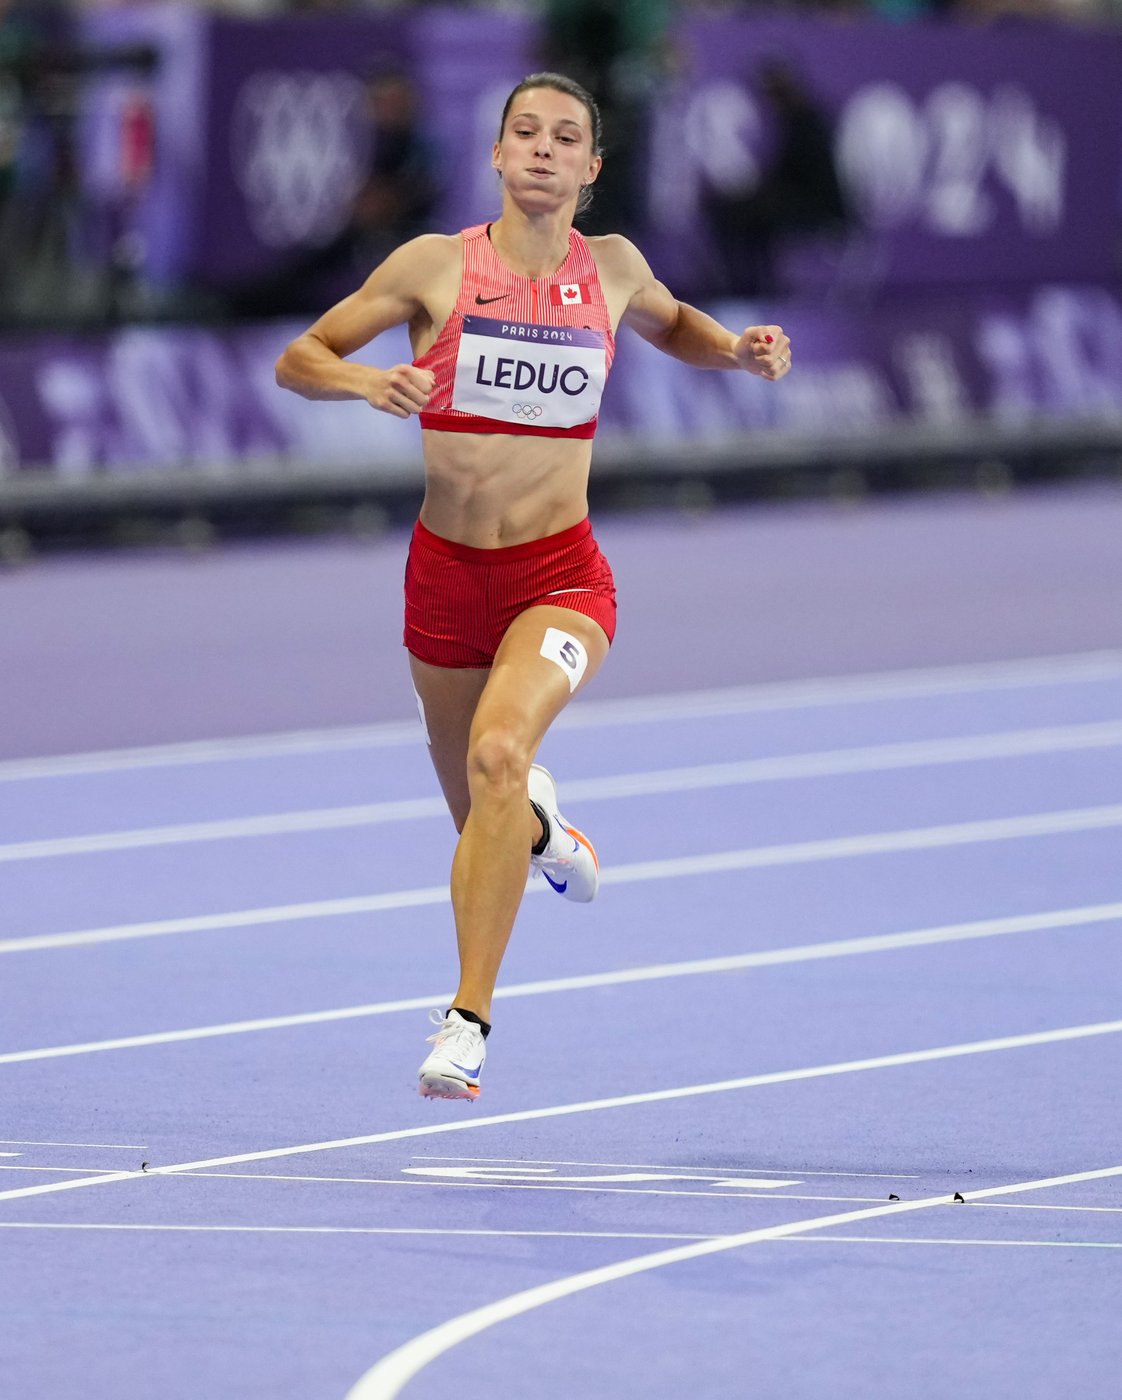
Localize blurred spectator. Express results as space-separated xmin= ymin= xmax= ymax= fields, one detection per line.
xmin=701 ymin=57 xmax=850 ymax=298
xmin=540 ymin=0 xmax=674 ymax=236
xmin=353 ymin=63 xmax=440 ymax=267
xmin=0 ymin=0 xmax=39 ymax=318
xmin=228 ymin=61 xmax=440 ymax=317
xmin=0 ymin=0 xmax=83 ymax=326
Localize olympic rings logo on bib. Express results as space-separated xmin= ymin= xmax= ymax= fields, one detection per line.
xmin=511 ymin=404 xmax=544 ymax=419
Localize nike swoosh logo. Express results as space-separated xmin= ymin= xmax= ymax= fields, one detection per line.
xmin=475 ymin=294 xmax=508 ymax=305
xmin=451 ymin=1060 xmax=483 ymax=1078
xmin=542 ymin=871 xmax=568 ymax=894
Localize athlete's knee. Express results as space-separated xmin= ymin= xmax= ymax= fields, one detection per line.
xmin=466 ymin=720 xmax=533 ymax=798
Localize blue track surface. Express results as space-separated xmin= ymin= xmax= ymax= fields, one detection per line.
xmin=2 ymin=493 xmax=1121 ymax=1399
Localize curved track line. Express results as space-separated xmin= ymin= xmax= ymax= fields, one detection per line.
xmin=1 ymin=1018 xmax=1120 ymax=1205
xmin=345 ymin=1164 xmax=1122 ymax=1400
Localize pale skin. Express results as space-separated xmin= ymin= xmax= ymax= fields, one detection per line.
xmin=276 ymin=85 xmax=793 ymax=1024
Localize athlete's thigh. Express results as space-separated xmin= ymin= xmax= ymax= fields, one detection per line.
xmin=474 ymin=604 xmax=611 ymax=750
xmin=409 ymin=655 xmax=490 ymax=830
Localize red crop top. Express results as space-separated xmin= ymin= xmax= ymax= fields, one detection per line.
xmin=414 ymin=223 xmax=616 ymax=439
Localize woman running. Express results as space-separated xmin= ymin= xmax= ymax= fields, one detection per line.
xmin=276 ymin=71 xmax=792 ymax=1100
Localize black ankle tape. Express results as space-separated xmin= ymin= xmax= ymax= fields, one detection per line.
xmin=449 ymin=1006 xmax=491 ymax=1039
xmin=530 ymin=800 xmax=551 ymax=856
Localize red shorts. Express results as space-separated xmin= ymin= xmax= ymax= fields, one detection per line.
xmin=404 ymin=517 xmax=617 ymax=668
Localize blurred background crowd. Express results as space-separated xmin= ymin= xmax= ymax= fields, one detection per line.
xmin=1 ymin=0 xmax=1120 ymax=544
xmin=2 ymin=0 xmax=1119 ymax=332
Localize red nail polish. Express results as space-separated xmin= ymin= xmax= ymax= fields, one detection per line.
xmin=764 ymin=334 xmax=774 ymax=343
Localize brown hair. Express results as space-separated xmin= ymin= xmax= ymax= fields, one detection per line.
xmin=497 ymin=72 xmax=602 ymax=215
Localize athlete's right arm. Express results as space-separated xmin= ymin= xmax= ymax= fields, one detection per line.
xmin=274 ymin=235 xmax=450 ymax=418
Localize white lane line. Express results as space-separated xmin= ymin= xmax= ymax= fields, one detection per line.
xmin=5 ymin=649 xmax=1120 ymax=783
xmin=0 ymin=1138 xmax=147 ymax=1149
xmin=976 ymin=1202 xmax=1122 ymax=1215
xmin=608 ymin=804 xmax=1122 ymax=887
xmin=345 ymin=1163 xmax=1122 ymax=1400
xmin=2 ymin=1222 xmax=1118 ymax=1250
xmin=411 ymin=1155 xmax=921 ymax=1179
xmin=781 ymin=1234 xmax=1122 ymax=1251
xmin=7 ymin=801 xmax=1122 ymax=956
xmin=0 ymin=1223 xmax=714 ymax=1241
xmin=1 ymin=1018 xmax=1120 ymax=1206
xmin=555 ymin=653 xmax=1122 ymax=731
xmin=1 ymin=888 xmax=451 ymax=955
xmin=0 ymin=1166 xmax=126 ymax=1175
xmin=4 ymin=898 xmax=1120 ymax=1063
xmin=0 ymin=722 xmax=423 ymax=784
xmin=0 ymin=796 xmax=446 ymax=863
xmin=7 ymin=719 xmax=1122 ymax=863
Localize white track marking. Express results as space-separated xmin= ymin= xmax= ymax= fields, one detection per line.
xmin=560 ymin=720 xmax=1122 ymax=798
xmin=607 ymin=804 xmax=1122 ymax=887
xmin=0 ymin=1223 xmax=714 ymax=1241
xmin=7 ymin=720 xmax=1122 ymax=863
xmin=975 ymin=1202 xmax=1122 ymax=1215
xmin=1 ymin=1018 xmax=1119 ymax=1206
xmin=0 ymin=796 xmax=446 ymax=863
xmin=1 ymin=888 xmax=451 ymax=955
xmin=3 ymin=1222 xmax=1117 ymax=1251
xmin=4 ymin=900 xmax=1120 ymax=1063
xmin=0 ymin=1166 xmax=125 ymax=1175
xmin=0 ymin=722 xmax=423 ymax=784
xmin=192 ymin=1172 xmax=1119 ymax=1213
xmin=400 ymin=1166 xmax=798 ymax=1187
xmin=7 ymin=802 xmax=1122 ymax=956
xmin=1 ymin=1222 xmax=1118 ymax=1250
xmin=781 ymin=1234 xmax=1122 ymax=1250
xmin=0 ymin=1139 xmax=147 ymax=1149
xmin=178 ymin=1171 xmax=872 ymax=1205
xmin=412 ymin=1155 xmax=921 ymax=1179
xmin=4 ymin=650 xmax=1120 ymax=783
xmin=554 ymin=653 xmax=1122 ymax=730
xmin=345 ymin=1163 xmax=1122 ymax=1399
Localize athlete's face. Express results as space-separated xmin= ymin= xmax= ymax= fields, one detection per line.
xmin=493 ymin=88 xmax=601 ymax=209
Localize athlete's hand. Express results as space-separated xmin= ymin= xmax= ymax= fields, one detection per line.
xmin=734 ymin=326 xmax=791 ymax=381
xmin=366 ymin=364 xmax=436 ymax=418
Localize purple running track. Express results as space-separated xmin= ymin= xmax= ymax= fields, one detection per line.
xmin=1 ymin=483 xmax=1120 ymax=1399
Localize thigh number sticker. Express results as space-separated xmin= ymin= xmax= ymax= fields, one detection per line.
xmin=540 ymin=627 xmax=588 ymax=693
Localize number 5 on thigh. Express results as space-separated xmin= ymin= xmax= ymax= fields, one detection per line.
xmin=484 ymin=605 xmax=610 ymax=735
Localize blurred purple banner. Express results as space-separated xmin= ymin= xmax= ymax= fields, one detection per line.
xmin=201 ymin=15 xmax=411 ymax=283
xmin=651 ymin=16 xmax=1122 ymax=292
xmin=75 ymin=9 xmax=1122 ymax=298
xmin=2 ymin=286 xmax=1120 ymax=477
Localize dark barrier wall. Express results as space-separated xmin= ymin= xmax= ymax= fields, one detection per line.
xmin=75 ymin=8 xmax=1122 ymax=298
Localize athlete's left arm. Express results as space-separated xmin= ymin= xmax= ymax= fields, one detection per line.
xmin=603 ymin=236 xmax=791 ymax=380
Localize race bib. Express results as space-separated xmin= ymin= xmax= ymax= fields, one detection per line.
xmin=452 ymin=316 xmax=606 ymax=430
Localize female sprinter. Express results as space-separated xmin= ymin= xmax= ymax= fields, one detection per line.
xmin=276 ymin=72 xmax=792 ymax=1100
